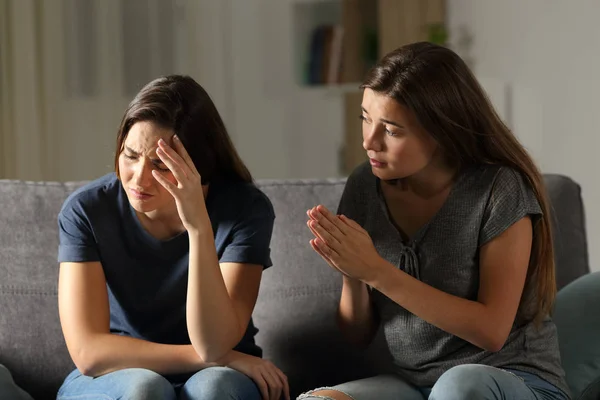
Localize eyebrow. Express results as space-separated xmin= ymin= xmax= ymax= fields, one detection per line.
xmin=361 ymin=106 xmax=405 ymax=129
xmin=124 ymin=146 xmax=165 ymax=164
xmin=125 ymin=146 xmax=139 ymax=155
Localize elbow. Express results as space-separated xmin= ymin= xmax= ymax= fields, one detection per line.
xmin=188 ymin=324 xmax=244 ymax=363
xmin=479 ymin=331 xmax=509 ymax=353
xmin=190 ymin=332 xmax=241 ymax=363
xmin=193 ymin=344 xmax=229 ymax=364
xmin=72 ymin=348 xmax=104 ymax=377
xmin=69 ymin=336 xmax=112 ymax=377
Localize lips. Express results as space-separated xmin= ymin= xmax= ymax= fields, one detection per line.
xmin=130 ymin=188 xmax=153 ymax=200
xmin=369 ymin=158 xmax=386 ymax=168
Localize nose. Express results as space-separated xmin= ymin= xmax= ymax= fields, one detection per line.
xmin=363 ymin=124 xmax=383 ymax=153
xmin=133 ymin=158 xmax=153 ymax=188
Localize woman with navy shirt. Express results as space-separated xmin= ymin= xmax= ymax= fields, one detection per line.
xmin=57 ymin=75 xmax=288 ymax=400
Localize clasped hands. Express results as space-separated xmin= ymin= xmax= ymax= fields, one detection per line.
xmin=307 ymin=205 xmax=384 ymax=282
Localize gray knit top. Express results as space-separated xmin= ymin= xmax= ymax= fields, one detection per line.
xmin=338 ymin=161 xmax=569 ymax=396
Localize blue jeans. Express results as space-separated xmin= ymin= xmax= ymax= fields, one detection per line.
xmin=298 ymin=364 xmax=569 ymax=400
xmin=57 ymin=366 xmax=261 ymax=400
xmin=0 ymin=364 xmax=34 ymax=400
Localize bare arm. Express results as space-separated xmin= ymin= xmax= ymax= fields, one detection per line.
xmin=337 ymin=276 xmax=379 ymax=347
xmin=186 ymin=232 xmax=263 ymax=362
xmin=366 ymin=217 xmax=532 ymax=352
xmin=59 ymin=261 xmax=211 ymax=377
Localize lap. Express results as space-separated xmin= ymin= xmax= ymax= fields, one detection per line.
xmin=298 ymin=364 xmax=567 ymax=400
xmin=57 ymin=368 xmax=176 ymax=400
xmin=297 ymin=374 xmax=424 ymax=400
xmin=429 ymin=364 xmax=568 ymax=400
xmin=58 ymin=367 xmax=260 ymax=400
xmin=180 ymin=366 xmax=261 ymax=400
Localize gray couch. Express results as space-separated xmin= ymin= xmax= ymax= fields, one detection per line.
xmin=0 ymin=174 xmax=595 ymax=399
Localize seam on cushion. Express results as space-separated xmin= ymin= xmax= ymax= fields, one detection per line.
xmin=259 ymin=285 xmax=339 ymax=299
xmin=0 ymin=285 xmax=57 ymax=295
xmin=257 ymin=181 xmax=346 ymax=188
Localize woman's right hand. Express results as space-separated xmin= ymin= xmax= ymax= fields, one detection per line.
xmin=222 ymin=352 xmax=290 ymax=400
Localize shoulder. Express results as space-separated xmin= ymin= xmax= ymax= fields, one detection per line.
xmin=59 ymin=173 xmax=120 ymax=220
xmin=341 ymin=161 xmax=376 ymax=202
xmin=346 ymin=161 xmax=375 ymax=188
xmin=458 ymin=164 xmax=534 ymax=200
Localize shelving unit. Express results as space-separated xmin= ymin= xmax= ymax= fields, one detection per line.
xmin=290 ymin=0 xmax=446 ymax=174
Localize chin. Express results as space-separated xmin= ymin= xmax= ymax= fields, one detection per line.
xmin=128 ymin=197 xmax=158 ymax=214
xmin=370 ymin=165 xmax=403 ymax=181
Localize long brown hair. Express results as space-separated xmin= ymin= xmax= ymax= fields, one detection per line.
xmin=362 ymin=42 xmax=555 ymax=324
xmin=115 ymin=75 xmax=252 ymax=184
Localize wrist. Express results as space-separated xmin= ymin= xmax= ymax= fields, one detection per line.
xmin=364 ymin=256 xmax=392 ymax=288
xmin=187 ymin=227 xmax=214 ymax=241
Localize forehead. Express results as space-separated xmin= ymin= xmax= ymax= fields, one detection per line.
xmin=125 ymin=121 xmax=174 ymax=149
xmin=362 ymin=89 xmax=413 ymax=122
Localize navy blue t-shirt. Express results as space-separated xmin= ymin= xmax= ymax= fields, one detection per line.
xmin=57 ymin=173 xmax=274 ymax=357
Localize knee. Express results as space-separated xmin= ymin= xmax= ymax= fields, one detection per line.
xmin=430 ymin=364 xmax=495 ymax=400
xmin=298 ymin=389 xmax=353 ymax=400
xmin=181 ymin=367 xmax=260 ymax=400
xmin=120 ymin=368 xmax=175 ymax=400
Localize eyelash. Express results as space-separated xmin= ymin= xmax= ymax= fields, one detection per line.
xmin=123 ymin=154 xmax=170 ymax=172
xmin=359 ymin=115 xmax=398 ymax=137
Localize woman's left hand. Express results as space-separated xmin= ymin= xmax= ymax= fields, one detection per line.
xmin=153 ymin=135 xmax=211 ymax=235
xmin=307 ymin=205 xmax=385 ymax=282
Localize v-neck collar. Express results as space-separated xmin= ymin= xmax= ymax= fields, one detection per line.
xmin=374 ymin=168 xmax=466 ymax=246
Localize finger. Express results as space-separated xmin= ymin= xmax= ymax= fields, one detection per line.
xmin=156 ymin=143 xmax=189 ymax=183
xmin=171 ymin=135 xmax=200 ymax=177
xmin=311 ymin=239 xmax=349 ymax=277
xmin=309 ymin=220 xmax=341 ymax=248
xmin=339 ymin=215 xmax=368 ymax=236
xmin=310 ymin=210 xmax=345 ymax=241
xmin=310 ymin=239 xmax=332 ymax=264
xmin=314 ymin=237 xmax=339 ymax=260
xmin=306 ymin=207 xmax=317 ymax=220
xmin=151 ymin=170 xmax=177 ymax=196
xmin=262 ymin=367 xmax=282 ymax=400
xmin=306 ymin=220 xmax=320 ymax=239
xmin=316 ymin=205 xmax=352 ymax=235
xmin=252 ymin=374 xmax=269 ymax=400
xmin=274 ymin=369 xmax=290 ymax=400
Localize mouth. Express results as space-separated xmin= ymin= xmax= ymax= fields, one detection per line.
xmin=369 ymin=158 xmax=387 ymax=168
xmin=130 ymin=188 xmax=153 ymax=200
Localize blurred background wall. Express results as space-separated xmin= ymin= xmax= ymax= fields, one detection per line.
xmin=1 ymin=0 xmax=598 ymax=270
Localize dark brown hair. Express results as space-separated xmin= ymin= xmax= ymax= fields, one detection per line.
xmin=362 ymin=42 xmax=555 ymax=324
xmin=115 ymin=75 xmax=252 ymax=184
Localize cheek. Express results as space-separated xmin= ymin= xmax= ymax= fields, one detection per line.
xmin=118 ymin=157 xmax=132 ymax=180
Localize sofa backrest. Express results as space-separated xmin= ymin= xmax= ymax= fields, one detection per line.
xmin=0 ymin=173 xmax=589 ymax=398
xmin=253 ymin=174 xmax=590 ymax=395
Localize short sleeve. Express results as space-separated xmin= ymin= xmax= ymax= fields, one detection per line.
xmin=219 ymin=194 xmax=275 ymax=269
xmin=57 ymin=199 xmax=100 ymax=263
xmin=479 ymin=168 xmax=542 ymax=246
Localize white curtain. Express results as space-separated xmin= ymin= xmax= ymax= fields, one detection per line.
xmin=0 ymin=0 xmax=230 ymax=181
xmin=0 ymin=0 xmax=47 ymax=180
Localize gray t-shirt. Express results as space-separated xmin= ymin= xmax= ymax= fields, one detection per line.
xmin=338 ymin=161 xmax=569 ymax=396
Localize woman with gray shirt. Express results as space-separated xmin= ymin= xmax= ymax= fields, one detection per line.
xmin=300 ymin=42 xmax=569 ymax=400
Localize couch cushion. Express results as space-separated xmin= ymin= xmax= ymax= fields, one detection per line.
xmin=544 ymin=175 xmax=589 ymax=289
xmin=554 ymin=272 xmax=600 ymax=400
xmin=0 ymin=180 xmax=84 ymax=400
xmin=255 ymin=179 xmax=394 ymax=397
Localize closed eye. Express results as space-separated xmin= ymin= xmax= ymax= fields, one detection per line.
xmin=153 ymin=162 xmax=170 ymax=172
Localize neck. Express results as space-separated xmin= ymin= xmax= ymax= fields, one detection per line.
xmin=384 ymin=156 xmax=458 ymax=199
